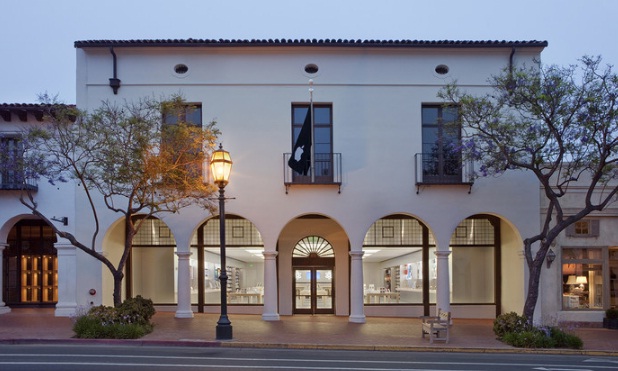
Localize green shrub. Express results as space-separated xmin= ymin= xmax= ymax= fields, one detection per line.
xmin=493 ymin=312 xmax=530 ymax=338
xmin=502 ymin=329 xmax=556 ymax=348
xmin=498 ymin=325 xmax=583 ymax=349
xmin=73 ymin=315 xmax=152 ymax=339
xmin=73 ymin=296 xmax=156 ymax=339
xmin=87 ymin=305 xmax=121 ymax=325
xmin=494 ymin=312 xmax=583 ymax=349
xmin=549 ymin=327 xmax=583 ymax=349
xmin=118 ymin=295 xmax=156 ymax=325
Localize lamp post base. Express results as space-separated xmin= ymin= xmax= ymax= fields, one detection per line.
xmin=216 ymin=323 xmax=233 ymax=340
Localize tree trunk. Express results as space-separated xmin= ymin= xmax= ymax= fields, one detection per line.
xmin=523 ymin=262 xmax=541 ymax=321
xmin=113 ymin=270 xmax=124 ymax=308
xmin=523 ymin=241 xmax=548 ymax=323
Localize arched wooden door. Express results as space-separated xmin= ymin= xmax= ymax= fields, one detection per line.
xmin=3 ymin=220 xmax=58 ymax=307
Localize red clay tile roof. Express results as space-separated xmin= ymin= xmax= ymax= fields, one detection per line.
xmin=75 ymin=39 xmax=548 ymax=49
xmin=0 ymin=104 xmax=75 ymax=122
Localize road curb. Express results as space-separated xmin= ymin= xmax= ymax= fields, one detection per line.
xmin=2 ymin=338 xmax=615 ymax=357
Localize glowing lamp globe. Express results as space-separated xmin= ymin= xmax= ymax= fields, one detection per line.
xmin=210 ymin=144 xmax=232 ymax=188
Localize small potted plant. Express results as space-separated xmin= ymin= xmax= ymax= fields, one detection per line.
xmin=603 ymin=308 xmax=618 ymax=329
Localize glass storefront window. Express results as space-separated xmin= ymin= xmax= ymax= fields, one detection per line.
xmin=192 ymin=216 xmax=265 ymax=305
xmin=131 ymin=218 xmax=177 ymax=304
xmin=450 ymin=245 xmax=494 ymax=303
xmin=199 ymin=247 xmax=265 ymax=305
xmin=132 ymin=246 xmax=177 ymax=303
xmin=562 ymin=247 xmax=604 ymax=310
xmin=362 ymin=216 xmax=435 ymax=304
xmin=448 ymin=217 xmax=497 ymax=304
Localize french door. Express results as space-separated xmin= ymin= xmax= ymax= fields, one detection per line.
xmin=293 ymin=268 xmax=334 ymax=314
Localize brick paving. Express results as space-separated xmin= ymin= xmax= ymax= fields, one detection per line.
xmin=0 ymin=308 xmax=616 ymax=355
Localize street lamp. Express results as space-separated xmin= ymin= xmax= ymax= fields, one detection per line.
xmin=210 ymin=143 xmax=233 ymax=340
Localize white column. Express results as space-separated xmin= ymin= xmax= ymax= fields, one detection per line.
xmin=175 ymin=251 xmax=194 ymax=318
xmin=349 ymin=250 xmax=366 ymax=323
xmin=55 ymin=243 xmax=77 ymax=317
xmin=0 ymin=244 xmax=10 ymax=314
xmin=435 ymin=250 xmax=451 ymax=316
xmin=262 ymin=251 xmax=280 ymax=321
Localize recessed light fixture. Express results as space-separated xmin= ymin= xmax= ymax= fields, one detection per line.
xmin=363 ymin=249 xmax=380 ymax=257
xmin=245 ymin=249 xmax=264 ymax=259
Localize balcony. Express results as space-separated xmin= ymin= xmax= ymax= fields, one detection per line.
xmin=283 ymin=153 xmax=342 ymax=193
xmin=414 ymin=153 xmax=473 ymax=193
xmin=0 ymin=173 xmax=38 ymax=191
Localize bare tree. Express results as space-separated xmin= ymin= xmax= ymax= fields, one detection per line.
xmin=13 ymin=94 xmax=220 ymax=307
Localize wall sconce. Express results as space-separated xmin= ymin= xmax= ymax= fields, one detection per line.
xmin=546 ymin=248 xmax=556 ymax=268
xmin=51 ymin=216 xmax=68 ymax=226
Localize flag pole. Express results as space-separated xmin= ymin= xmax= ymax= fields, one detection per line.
xmin=309 ymin=79 xmax=315 ymax=183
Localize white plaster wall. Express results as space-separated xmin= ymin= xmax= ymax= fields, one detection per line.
xmin=70 ymin=44 xmax=543 ymax=316
xmin=500 ymin=220 xmax=526 ymax=314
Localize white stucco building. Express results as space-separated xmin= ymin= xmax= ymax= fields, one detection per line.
xmin=6 ymin=38 xmax=595 ymax=325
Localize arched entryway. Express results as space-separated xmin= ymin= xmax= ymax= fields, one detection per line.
xmin=277 ymin=214 xmax=350 ymax=316
xmin=2 ymin=219 xmax=58 ymax=307
xmin=292 ymin=236 xmax=335 ymax=314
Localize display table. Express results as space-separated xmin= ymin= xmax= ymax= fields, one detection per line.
xmin=364 ymin=292 xmax=400 ymax=304
xmin=228 ymin=292 xmax=262 ymax=304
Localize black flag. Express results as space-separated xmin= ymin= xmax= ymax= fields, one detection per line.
xmin=288 ymin=108 xmax=312 ymax=175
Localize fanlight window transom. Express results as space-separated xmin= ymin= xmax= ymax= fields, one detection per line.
xmin=293 ymin=236 xmax=334 ymax=258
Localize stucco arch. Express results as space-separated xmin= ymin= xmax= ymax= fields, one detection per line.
xmin=277 ymin=213 xmax=350 ymax=316
xmin=100 ymin=215 xmax=178 ymax=306
xmin=178 ymin=213 xmax=266 ymax=314
xmin=446 ymin=213 xmax=526 ymax=317
xmin=0 ymin=214 xmax=41 ymax=242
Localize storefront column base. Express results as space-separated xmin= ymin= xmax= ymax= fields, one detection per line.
xmin=175 ymin=309 xmax=194 ymax=318
xmin=0 ymin=305 xmax=10 ymax=315
xmin=55 ymin=302 xmax=77 ymax=317
xmin=349 ymin=314 xmax=366 ymax=323
xmin=262 ymin=313 xmax=280 ymax=321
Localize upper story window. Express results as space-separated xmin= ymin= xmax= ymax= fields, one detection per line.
xmin=0 ymin=136 xmax=34 ymax=190
xmin=566 ymin=219 xmax=600 ymax=238
xmin=289 ymin=104 xmax=333 ymax=181
xmin=163 ymin=104 xmax=202 ymax=127
xmin=420 ymin=105 xmax=461 ymax=184
xmin=161 ymin=104 xmax=203 ymax=179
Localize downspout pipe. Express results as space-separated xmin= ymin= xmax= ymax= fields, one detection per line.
xmin=109 ymin=47 xmax=121 ymax=94
xmin=507 ymin=47 xmax=516 ymax=92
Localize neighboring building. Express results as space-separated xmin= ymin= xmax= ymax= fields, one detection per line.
xmin=1 ymin=39 xmax=558 ymax=324
xmin=541 ymin=175 xmax=618 ymax=325
xmin=0 ymin=104 xmax=76 ymax=315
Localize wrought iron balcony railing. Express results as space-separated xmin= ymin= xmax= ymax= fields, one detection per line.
xmin=414 ymin=153 xmax=473 ymax=193
xmin=283 ymin=152 xmax=342 ymax=193
xmin=0 ymin=173 xmax=38 ymax=191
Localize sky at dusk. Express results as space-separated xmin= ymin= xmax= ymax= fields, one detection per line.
xmin=2 ymin=0 xmax=617 ymax=103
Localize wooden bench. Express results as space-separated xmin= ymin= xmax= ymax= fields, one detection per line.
xmin=421 ymin=308 xmax=451 ymax=343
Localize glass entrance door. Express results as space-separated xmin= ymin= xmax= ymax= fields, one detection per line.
xmin=293 ymin=268 xmax=334 ymax=314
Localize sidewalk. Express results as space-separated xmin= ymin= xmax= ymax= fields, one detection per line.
xmin=0 ymin=308 xmax=616 ymax=355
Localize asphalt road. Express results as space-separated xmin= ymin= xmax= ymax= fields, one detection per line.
xmin=0 ymin=344 xmax=616 ymax=370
